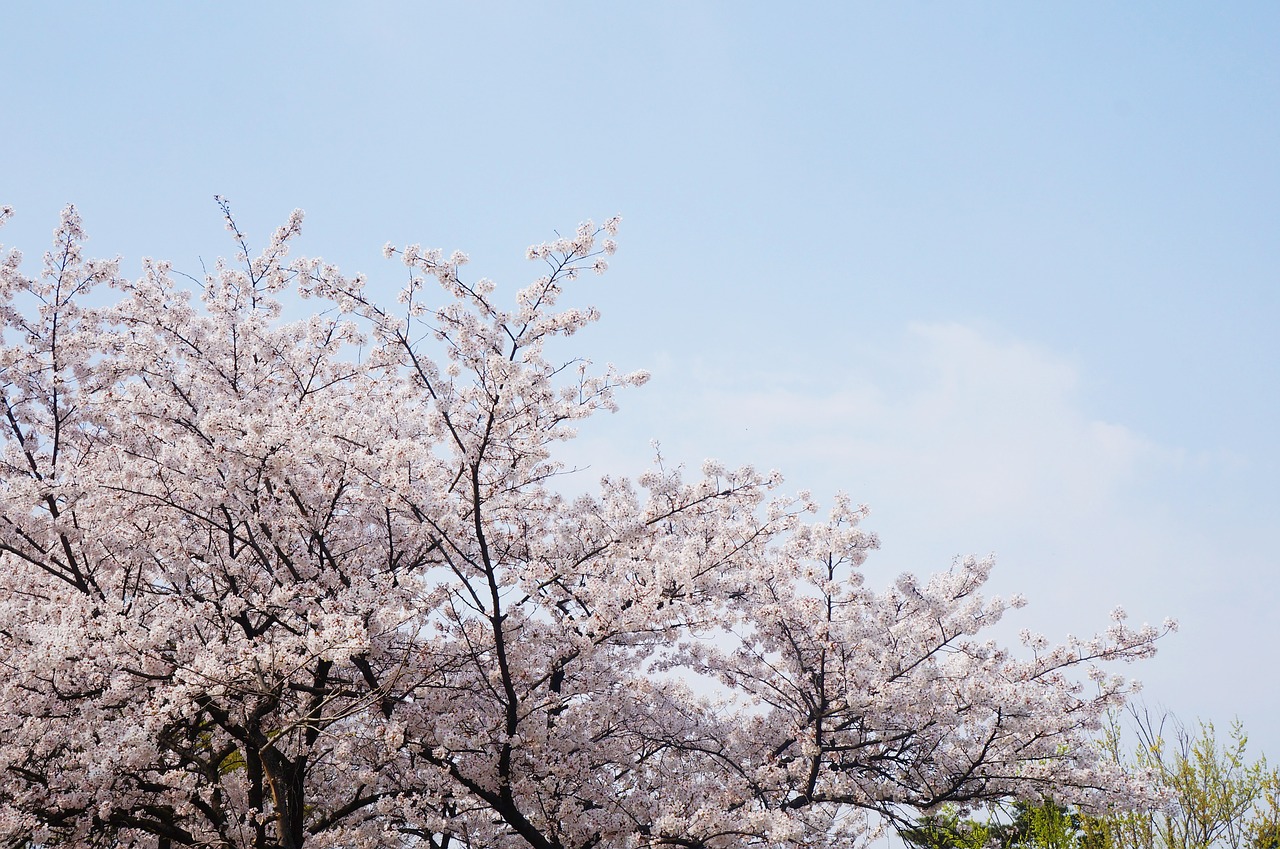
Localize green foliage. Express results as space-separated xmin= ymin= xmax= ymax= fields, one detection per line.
xmin=1103 ymin=711 xmax=1278 ymax=849
xmin=899 ymin=806 xmax=992 ymax=849
xmin=897 ymin=713 xmax=1280 ymax=849
xmin=900 ymin=800 xmax=1081 ymax=849
xmin=1244 ymin=772 xmax=1280 ymax=849
xmin=994 ymin=800 xmax=1083 ymax=849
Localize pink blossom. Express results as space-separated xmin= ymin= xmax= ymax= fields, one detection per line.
xmin=0 ymin=205 xmax=1174 ymax=849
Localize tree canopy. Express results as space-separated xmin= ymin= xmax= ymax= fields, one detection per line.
xmin=0 ymin=204 xmax=1174 ymax=849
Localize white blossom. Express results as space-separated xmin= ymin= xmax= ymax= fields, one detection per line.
xmin=0 ymin=204 xmax=1174 ymax=849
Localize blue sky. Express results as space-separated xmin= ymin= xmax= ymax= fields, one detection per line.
xmin=4 ymin=3 xmax=1278 ymax=757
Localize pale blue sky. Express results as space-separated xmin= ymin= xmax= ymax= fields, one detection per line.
xmin=4 ymin=3 xmax=1278 ymax=757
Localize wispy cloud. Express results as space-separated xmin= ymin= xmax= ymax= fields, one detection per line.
xmin=662 ymin=322 xmax=1176 ymax=531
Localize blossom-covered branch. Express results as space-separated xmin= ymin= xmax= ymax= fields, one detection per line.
xmin=0 ymin=205 xmax=1174 ymax=849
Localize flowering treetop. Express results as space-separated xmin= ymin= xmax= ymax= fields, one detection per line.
xmin=0 ymin=203 xmax=1175 ymax=849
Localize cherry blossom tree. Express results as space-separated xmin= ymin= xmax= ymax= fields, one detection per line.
xmin=0 ymin=202 xmax=1175 ymax=849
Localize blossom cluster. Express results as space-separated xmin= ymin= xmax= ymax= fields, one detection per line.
xmin=0 ymin=205 xmax=1173 ymax=849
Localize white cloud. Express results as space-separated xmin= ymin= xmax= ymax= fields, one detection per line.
xmin=674 ymin=322 xmax=1174 ymax=532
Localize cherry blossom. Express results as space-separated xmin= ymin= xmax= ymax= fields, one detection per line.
xmin=0 ymin=204 xmax=1174 ymax=849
